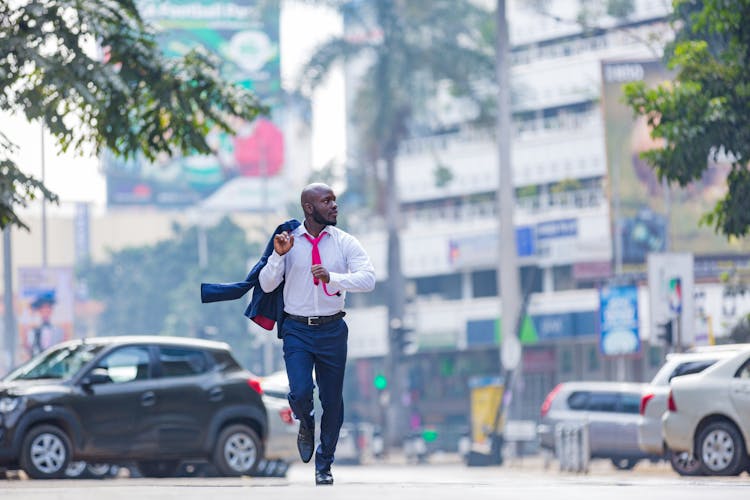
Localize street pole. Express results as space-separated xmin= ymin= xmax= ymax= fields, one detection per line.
xmin=41 ymin=124 xmax=48 ymax=270
xmin=3 ymin=227 xmax=17 ymax=372
xmin=496 ymin=0 xmax=522 ymax=381
xmin=495 ymin=0 xmax=522 ymax=456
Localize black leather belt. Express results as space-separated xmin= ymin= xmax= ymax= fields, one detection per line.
xmin=286 ymin=311 xmax=346 ymax=326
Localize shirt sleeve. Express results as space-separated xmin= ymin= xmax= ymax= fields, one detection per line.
xmin=258 ymin=251 xmax=285 ymax=293
xmin=328 ymin=234 xmax=376 ymax=292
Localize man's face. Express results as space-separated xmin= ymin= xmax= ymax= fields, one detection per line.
xmin=309 ymin=188 xmax=338 ymax=226
xmin=37 ymin=303 xmax=53 ymax=322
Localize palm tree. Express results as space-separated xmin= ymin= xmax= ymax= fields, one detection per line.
xmin=298 ymin=0 xmax=494 ymax=444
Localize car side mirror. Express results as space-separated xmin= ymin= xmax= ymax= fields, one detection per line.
xmin=81 ymin=368 xmax=111 ymax=389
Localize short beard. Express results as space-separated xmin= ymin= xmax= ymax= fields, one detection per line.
xmin=312 ymin=208 xmax=336 ymax=226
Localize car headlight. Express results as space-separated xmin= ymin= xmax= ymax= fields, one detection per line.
xmin=0 ymin=397 xmax=21 ymax=413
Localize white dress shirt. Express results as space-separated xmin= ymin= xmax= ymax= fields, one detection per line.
xmin=259 ymin=224 xmax=375 ymax=317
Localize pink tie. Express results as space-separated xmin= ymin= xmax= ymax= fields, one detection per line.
xmin=302 ymin=232 xmax=340 ymax=297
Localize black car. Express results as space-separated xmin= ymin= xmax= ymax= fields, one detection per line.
xmin=0 ymin=336 xmax=268 ymax=479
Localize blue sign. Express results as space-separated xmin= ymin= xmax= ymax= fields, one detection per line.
xmin=516 ymin=226 xmax=536 ymax=257
xmin=599 ymin=285 xmax=640 ymax=356
xmin=536 ymin=219 xmax=577 ymax=240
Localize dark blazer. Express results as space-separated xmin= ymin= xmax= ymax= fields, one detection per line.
xmin=201 ymin=219 xmax=301 ymax=339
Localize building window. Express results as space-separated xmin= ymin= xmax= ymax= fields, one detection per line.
xmin=587 ymin=345 xmax=600 ymax=372
xmin=553 ymin=265 xmax=574 ymax=291
xmin=472 ymin=269 xmax=498 ymax=298
xmin=415 ymin=273 xmax=462 ymax=300
xmin=560 ymin=347 xmax=573 ymax=374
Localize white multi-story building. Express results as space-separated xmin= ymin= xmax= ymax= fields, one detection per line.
xmin=341 ymin=1 xmax=680 ymax=430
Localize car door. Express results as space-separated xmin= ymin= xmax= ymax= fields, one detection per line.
xmin=71 ymin=345 xmax=159 ymax=457
xmin=150 ymin=346 xmax=216 ymax=454
xmin=729 ymin=356 xmax=750 ymax=436
xmin=584 ymin=391 xmax=620 ymax=455
xmin=615 ymin=392 xmax=643 ymax=455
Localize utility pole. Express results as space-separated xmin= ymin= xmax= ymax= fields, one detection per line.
xmin=3 ymin=227 xmax=17 ymax=372
xmin=496 ymin=0 xmax=522 ymax=385
xmin=495 ymin=0 xmax=522 ymax=455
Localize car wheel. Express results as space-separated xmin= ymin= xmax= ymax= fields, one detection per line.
xmin=610 ymin=457 xmax=638 ymax=470
xmin=212 ymin=424 xmax=263 ymax=477
xmin=65 ymin=461 xmax=87 ymax=478
xmin=20 ymin=424 xmax=72 ymax=479
xmin=668 ymin=450 xmax=703 ymax=476
xmin=697 ymin=420 xmax=747 ymax=476
xmin=86 ymin=463 xmax=116 ymax=479
xmin=137 ymin=460 xmax=180 ymax=478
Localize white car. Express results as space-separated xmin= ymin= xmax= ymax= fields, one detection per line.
xmin=662 ymin=346 xmax=750 ymax=475
xmin=638 ymin=346 xmax=745 ymax=475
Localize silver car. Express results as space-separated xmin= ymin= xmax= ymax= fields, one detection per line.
xmin=259 ymin=371 xmax=299 ymax=471
xmin=538 ymin=381 xmax=658 ymax=470
xmin=638 ymin=347 xmax=743 ymax=475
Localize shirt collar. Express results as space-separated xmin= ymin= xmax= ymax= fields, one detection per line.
xmin=298 ymin=224 xmax=330 ymax=238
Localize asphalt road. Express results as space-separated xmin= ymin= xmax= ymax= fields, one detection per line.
xmin=2 ymin=460 xmax=749 ymax=500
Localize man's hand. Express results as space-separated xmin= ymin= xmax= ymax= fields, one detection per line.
xmin=273 ymin=231 xmax=294 ymax=255
xmin=311 ymin=264 xmax=330 ymax=284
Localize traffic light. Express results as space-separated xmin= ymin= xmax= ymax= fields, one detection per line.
xmin=658 ymin=320 xmax=674 ymax=346
xmin=373 ymin=374 xmax=388 ymax=391
xmin=391 ymin=326 xmax=417 ymax=355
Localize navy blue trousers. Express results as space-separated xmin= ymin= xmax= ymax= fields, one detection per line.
xmin=282 ymin=318 xmax=348 ymax=472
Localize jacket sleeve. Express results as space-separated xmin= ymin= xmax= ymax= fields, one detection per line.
xmin=200 ymin=281 xmax=253 ymax=303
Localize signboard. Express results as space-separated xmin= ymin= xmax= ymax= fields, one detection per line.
xmin=106 ymin=0 xmax=283 ymax=209
xmin=468 ymin=376 xmax=504 ymax=445
xmin=601 ymin=60 xmax=750 ymax=268
xmin=599 ymin=284 xmax=640 ymax=356
xmin=17 ymin=268 xmax=75 ymax=363
xmin=647 ymin=252 xmax=695 ymax=347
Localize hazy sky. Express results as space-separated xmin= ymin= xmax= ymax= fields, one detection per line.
xmin=5 ymin=2 xmax=344 ymax=209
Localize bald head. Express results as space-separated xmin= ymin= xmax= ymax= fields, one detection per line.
xmin=301 ymin=183 xmax=338 ymax=228
xmin=301 ymin=183 xmax=333 ymax=206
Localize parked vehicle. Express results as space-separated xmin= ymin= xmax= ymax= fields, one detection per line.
xmin=0 ymin=336 xmax=268 ymax=479
xmin=638 ymin=346 xmax=746 ymax=475
xmin=259 ymin=370 xmax=298 ymax=475
xmin=663 ymin=346 xmax=750 ymax=476
xmin=538 ymin=381 xmax=660 ymax=470
xmin=64 ymin=461 xmax=119 ymax=479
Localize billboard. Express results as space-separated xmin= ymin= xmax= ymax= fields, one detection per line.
xmin=601 ymin=60 xmax=750 ymax=269
xmin=17 ymin=267 xmax=75 ymax=363
xmin=599 ymin=284 xmax=640 ymax=356
xmin=106 ymin=0 xmax=283 ymax=209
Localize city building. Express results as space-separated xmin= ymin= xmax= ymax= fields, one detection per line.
xmin=339 ymin=0 xmax=750 ymax=447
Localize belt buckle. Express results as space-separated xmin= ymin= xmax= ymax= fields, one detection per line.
xmin=307 ymin=316 xmax=320 ymax=326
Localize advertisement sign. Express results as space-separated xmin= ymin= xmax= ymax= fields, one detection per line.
xmin=106 ymin=0 xmax=283 ymax=209
xmin=468 ymin=376 xmax=504 ymax=445
xmin=647 ymin=252 xmax=694 ymax=347
xmin=601 ymin=60 xmax=750 ymax=268
xmin=599 ymin=284 xmax=640 ymax=356
xmin=17 ymin=268 xmax=75 ymax=363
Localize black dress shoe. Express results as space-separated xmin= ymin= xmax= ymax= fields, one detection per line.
xmin=297 ymin=423 xmax=314 ymax=463
xmin=315 ymin=469 xmax=333 ymax=485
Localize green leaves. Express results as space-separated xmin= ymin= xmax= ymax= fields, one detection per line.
xmin=0 ymin=133 xmax=59 ymax=230
xmin=0 ymin=0 xmax=267 ymax=229
xmin=624 ymin=0 xmax=750 ymax=239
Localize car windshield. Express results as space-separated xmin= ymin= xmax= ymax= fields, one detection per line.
xmin=4 ymin=343 xmax=104 ymax=381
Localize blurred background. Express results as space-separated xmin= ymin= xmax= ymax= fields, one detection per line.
xmin=3 ymin=0 xmax=750 ymax=461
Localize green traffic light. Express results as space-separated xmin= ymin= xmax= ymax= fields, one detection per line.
xmin=373 ymin=374 xmax=387 ymax=390
xmin=422 ymin=429 xmax=438 ymax=442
